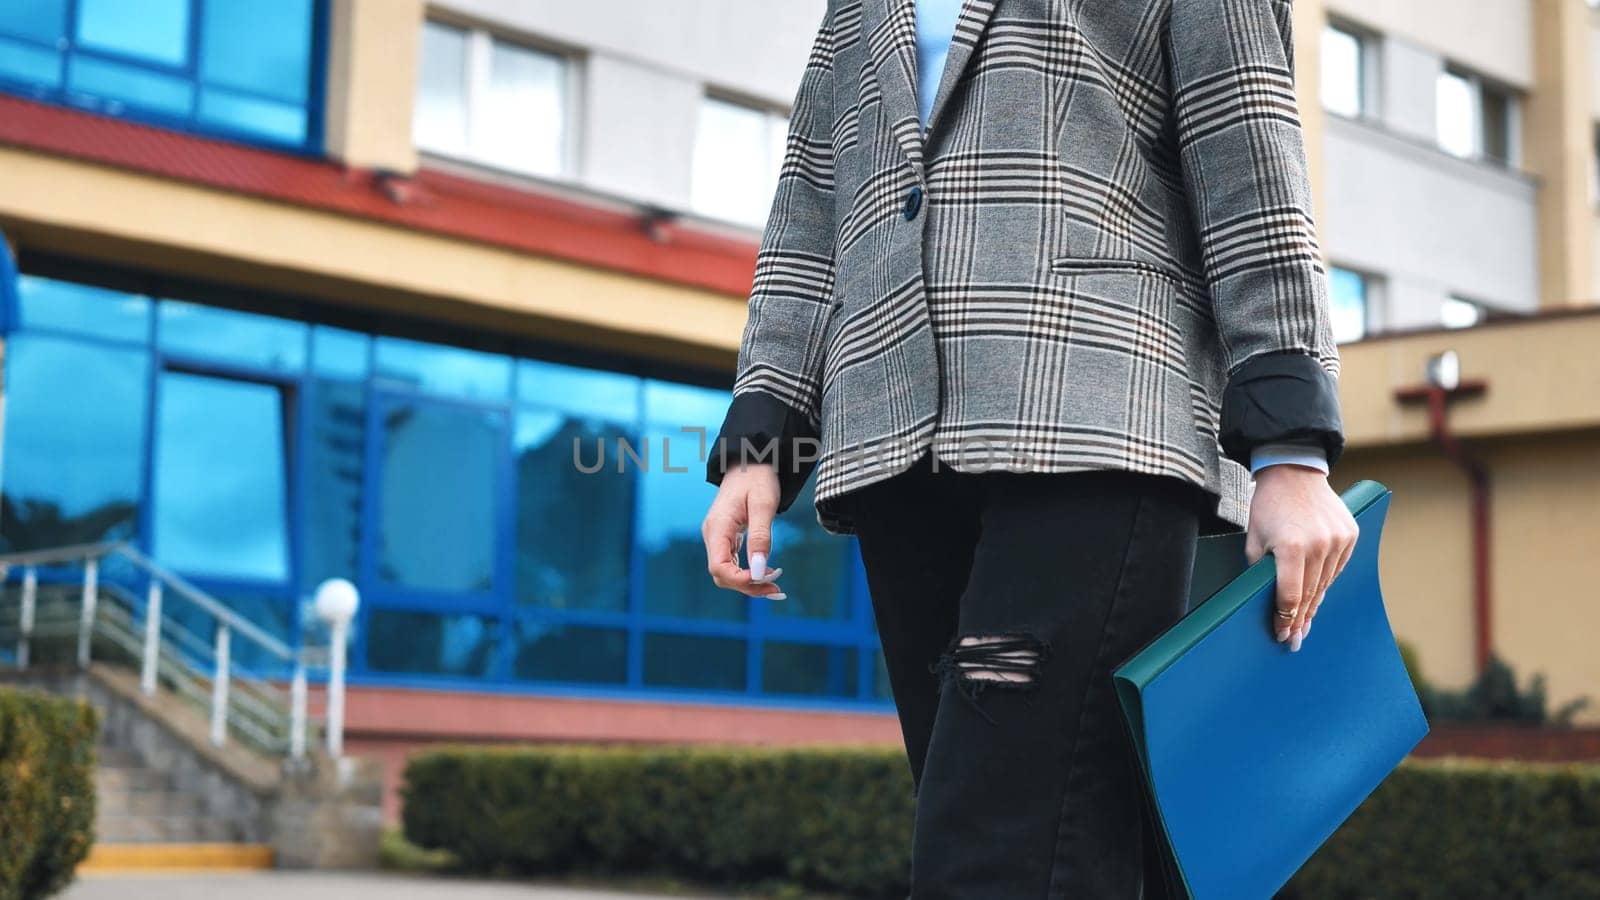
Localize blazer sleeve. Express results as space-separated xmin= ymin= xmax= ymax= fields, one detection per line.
xmin=705 ymin=4 xmax=839 ymax=511
xmin=1166 ymin=0 xmax=1347 ymax=468
xmin=705 ymin=389 xmax=820 ymax=515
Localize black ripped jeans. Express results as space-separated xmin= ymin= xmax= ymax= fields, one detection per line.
xmin=843 ymin=451 xmax=1206 ymax=899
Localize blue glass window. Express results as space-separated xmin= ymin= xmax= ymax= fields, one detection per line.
xmin=872 ymin=651 xmax=892 ymax=700
xmin=512 ymin=621 xmax=627 ymax=684
xmin=68 ymin=54 xmax=193 ymax=115
xmin=0 ymin=2 xmax=66 ymax=88
xmin=374 ymin=400 xmax=503 ymax=593
xmin=0 ymin=333 xmax=149 ymax=550
xmin=158 ymin=300 xmax=307 ymax=373
xmin=0 ymin=2 xmax=68 ymax=44
xmin=643 ymin=379 xmax=730 ymax=434
xmin=517 ymin=359 xmax=642 ymax=419
xmin=763 ymin=642 xmax=858 ymax=698
xmin=301 ymin=379 xmax=365 ymax=591
xmin=366 ymin=610 xmax=498 ymax=678
xmin=637 ymin=424 xmax=745 ymax=622
xmin=152 ymin=372 xmax=290 ymax=581
xmin=1328 ymin=266 xmax=1369 ymax=343
xmin=643 ymin=632 xmax=745 ymax=691
xmin=17 ymin=275 xmax=150 ymax=342
xmin=374 ymin=336 xmax=511 ymax=400
xmin=167 ymin=589 xmax=295 ymax=676
xmin=201 ymin=1 xmax=312 ymax=98
xmin=311 ymin=325 xmax=370 ymax=379
xmin=635 ymin=382 xmax=734 ymax=618
xmin=198 ymin=0 xmax=316 ymax=144
xmin=514 ymin=409 xmax=633 ymax=612
xmin=77 ymin=0 xmax=189 ymax=66
xmin=0 ymin=0 xmax=323 ymax=150
xmin=0 ymin=268 xmax=885 ymax=705
xmin=0 ymin=38 xmax=61 ymax=88
xmin=767 ymin=478 xmax=853 ymax=622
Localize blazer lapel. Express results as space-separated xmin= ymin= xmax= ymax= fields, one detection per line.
xmin=923 ymin=0 xmax=999 ymax=141
xmin=866 ymin=0 xmax=925 ymax=178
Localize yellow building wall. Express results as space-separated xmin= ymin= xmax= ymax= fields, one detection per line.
xmin=1333 ymin=316 xmax=1600 ymax=723
xmin=0 ymin=146 xmax=746 ymax=372
xmin=1487 ymin=433 xmax=1600 ymax=721
xmin=1336 ymin=431 xmax=1600 ymax=723
xmin=1525 ymin=0 xmax=1596 ymax=307
xmin=323 ymin=0 xmax=425 ymax=174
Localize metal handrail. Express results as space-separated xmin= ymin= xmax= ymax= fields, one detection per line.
xmin=0 ymin=541 xmax=352 ymax=763
xmin=0 ymin=540 xmax=118 ymax=567
xmin=113 ymin=544 xmax=294 ymax=659
xmin=0 ymin=541 xmax=289 ymax=658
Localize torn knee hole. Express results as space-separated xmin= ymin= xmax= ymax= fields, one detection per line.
xmin=932 ymin=633 xmax=1051 ymax=687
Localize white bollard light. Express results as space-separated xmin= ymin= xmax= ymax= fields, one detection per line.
xmin=313 ymin=578 xmax=360 ymax=759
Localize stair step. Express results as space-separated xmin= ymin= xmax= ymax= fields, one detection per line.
xmin=95 ymin=765 xmax=171 ymax=793
xmin=96 ymin=788 xmax=206 ymax=817
xmin=81 ymin=843 xmax=275 ymax=872
xmin=95 ymin=815 xmax=254 ymax=844
xmin=94 ymin=745 xmax=142 ymax=768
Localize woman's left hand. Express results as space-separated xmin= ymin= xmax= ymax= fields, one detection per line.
xmin=1245 ymin=465 xmax=1360 ymax=652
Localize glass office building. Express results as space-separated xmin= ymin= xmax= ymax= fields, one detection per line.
xmin=0 ymin=0 xmax=894 ymax=716
xmin=0 ymin=0 xmax=324 ymax=150
xmin=0 ymin=261 xmax=888 ymax=707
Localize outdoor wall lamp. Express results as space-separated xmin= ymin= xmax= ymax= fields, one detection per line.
xmin=1395 ymin=350 xmax=1492 ymax=675
xmin=314 ymin=578 xmax=360 ymax=759
xmin=1425 ymin=349 xmax=1461 ymax=392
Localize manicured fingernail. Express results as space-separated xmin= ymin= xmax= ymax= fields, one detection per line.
xmin=1304 ymin=620 xmax=1313 ymax=638
xmin=1289 ymin=631 xmax=1303 ymax=653
xmin=768 ymin=592 xmax=787 ymax=600
xmin=750 ymin=552 xmax=767 ymax=581
xmin=1275 ymin=627 xmax=1291 ymax=643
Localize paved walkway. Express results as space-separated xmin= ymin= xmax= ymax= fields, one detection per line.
xmin=63 ymin=871 xmax=730 ymax=900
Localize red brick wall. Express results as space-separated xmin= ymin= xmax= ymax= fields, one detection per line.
xmin=1412 ymin=726 xmax=1600 ymax=763
xmin=340 ymin=686 xmax=904 ymax=823
xmin=345 ymin=686 xmax=1600 ymax=827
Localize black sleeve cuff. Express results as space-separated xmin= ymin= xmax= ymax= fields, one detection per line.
xmin=705 ymin=390 xmax=821 ymax=516
xmin=1219 ymin=350 xmax=1346 ymax=469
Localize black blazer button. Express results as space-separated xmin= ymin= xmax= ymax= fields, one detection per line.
xmin=903 ymin=186 xmax=923 ymax=221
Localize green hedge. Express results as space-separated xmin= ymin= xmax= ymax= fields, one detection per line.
xmin=1285 ymin=757 xmax=1600 ymax=899
xmin=404 ymin=744 xmax=914 ymax=895
xmin=404 ymin=744 xmax=1600 ymax=898
xmin=0 ymin=688 xmax=99 ymax=900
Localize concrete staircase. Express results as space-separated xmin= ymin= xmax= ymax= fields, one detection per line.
xmin=95 ymin=744 xmax=258 ymax=845
xmin=1 ymin=539 xmax=385 ymax=872
xmin=1 ymin=666 xmax=374 ymax=872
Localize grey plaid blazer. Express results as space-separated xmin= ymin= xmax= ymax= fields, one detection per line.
xmin=708 ymin=0 xmax=1345 ymax=537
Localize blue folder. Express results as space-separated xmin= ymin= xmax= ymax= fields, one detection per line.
xmin=1113 ymin=480 xmax=1429 ymax=899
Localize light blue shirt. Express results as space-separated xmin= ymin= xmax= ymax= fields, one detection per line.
xmin=914 ymin=0 xmax=965 ymax=127
xmin=911 ymin=1 xmax=1328 ymax=477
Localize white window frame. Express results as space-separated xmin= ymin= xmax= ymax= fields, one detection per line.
xmin=689 ymin=91 xmax=792 ymax=228
xmin=1321 ymin=20 xmax=1379 ymax=121
xmin=1436 ymin=64 xmax=1520 ymax=169
xmin=1327 ymin=264 xmax=1382 ymax=343
xmin=1441 ymin=295 xmax=1487 ymax=329
xmin=1591 ymin=123 xmax=1600 ymax=207
xmin=414 ymin=19 xmax=581 ymax=180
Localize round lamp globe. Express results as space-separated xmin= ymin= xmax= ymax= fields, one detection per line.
xmin=313 ymin=578 xmax=360 ymax=626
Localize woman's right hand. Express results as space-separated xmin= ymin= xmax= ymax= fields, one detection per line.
xmin=702 ymin=462 xmax=787 ymax=599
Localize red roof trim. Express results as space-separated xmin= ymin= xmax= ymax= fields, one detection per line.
xmin=0 ymin=95 xmax=759 ymax=297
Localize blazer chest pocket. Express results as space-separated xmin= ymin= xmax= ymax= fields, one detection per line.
xmin=1048 ymin=256 xmax=1184 ymax=286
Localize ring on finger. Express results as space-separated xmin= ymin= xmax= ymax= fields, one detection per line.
xmin=1274 ymin=607 xmax=1297 ymax=621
